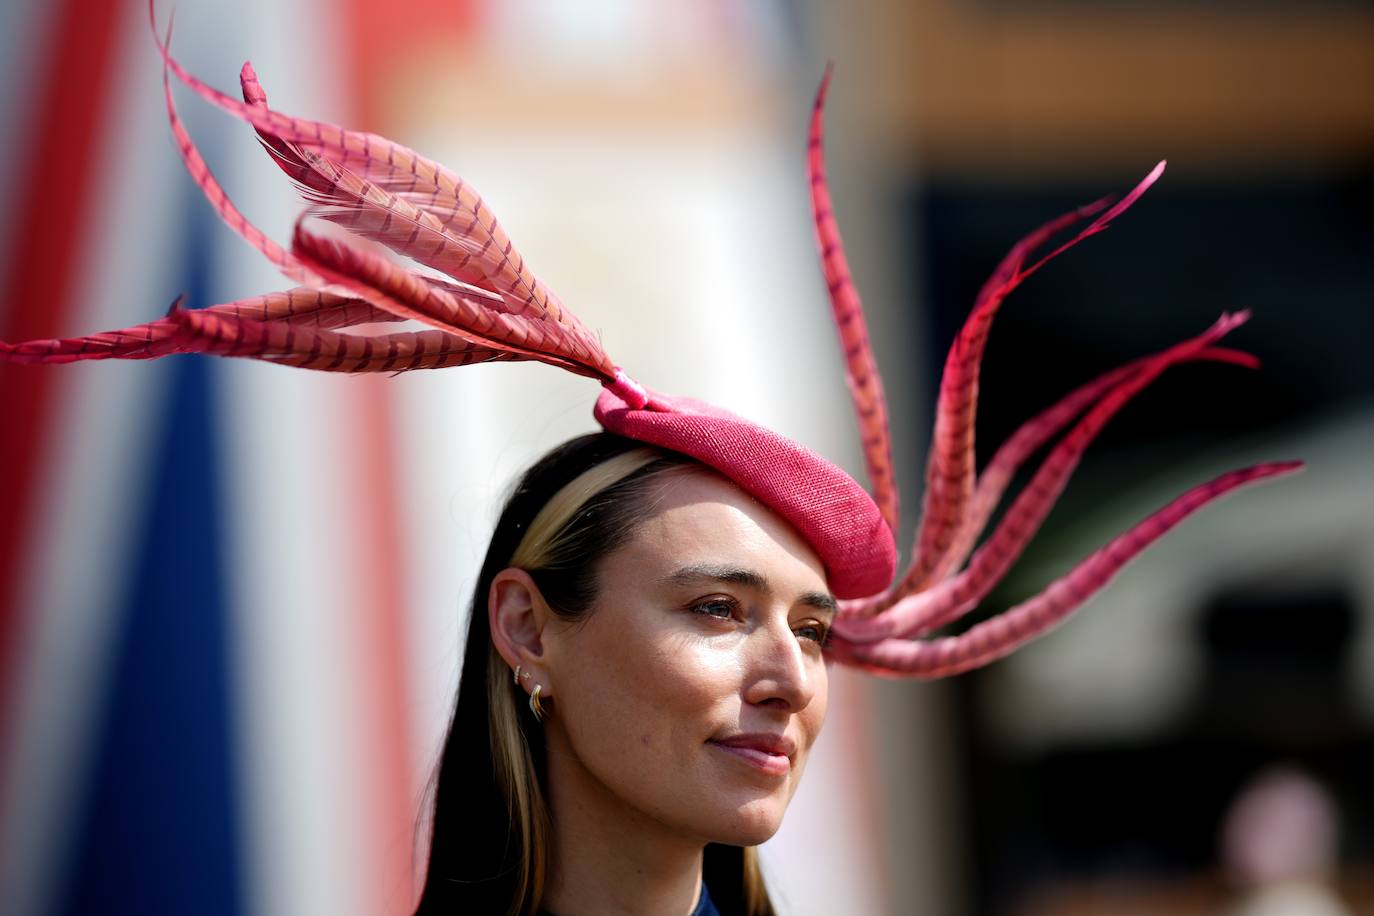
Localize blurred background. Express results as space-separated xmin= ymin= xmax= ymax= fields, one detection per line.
xmin=0 ymin=0 xmax=1370 ymax=914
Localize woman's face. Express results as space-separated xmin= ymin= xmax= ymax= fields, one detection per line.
xmin=539 ymin=470 xmax=834 ymax=847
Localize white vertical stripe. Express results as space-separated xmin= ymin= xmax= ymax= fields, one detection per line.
xmin=186 ymin=0 xmax=383 ymax=912
xmin=220 ymin=365 xmax=378 ymax=916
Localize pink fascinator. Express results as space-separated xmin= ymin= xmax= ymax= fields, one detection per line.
xmin=0 ymin=28 xmax=1301 ymax=675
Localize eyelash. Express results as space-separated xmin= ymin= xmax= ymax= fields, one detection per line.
xmin=688 ymin=597 xmax=831 ymax=647
xmin=689 ymin=597 xmax=740 ymax=621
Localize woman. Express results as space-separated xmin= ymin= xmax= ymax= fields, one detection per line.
xmin=0 ymin=30 xmax=1300 ymax=916
xmin=417 ymin=434 xmax=833 ymax=915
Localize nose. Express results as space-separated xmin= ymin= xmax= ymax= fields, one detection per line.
xmin=742 ymin=615 xmax=818 ymax=713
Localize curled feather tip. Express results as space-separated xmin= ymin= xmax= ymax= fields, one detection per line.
xmin=239 ymin=61 xmax=266 ymax=105
xmin=1092 ymin=160 xmax=1167 ymax=230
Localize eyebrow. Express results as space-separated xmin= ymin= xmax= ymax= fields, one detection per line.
xmin=661 ymin=563 xmax=838 ymax=616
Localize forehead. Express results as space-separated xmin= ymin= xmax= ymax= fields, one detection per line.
xmin=613 ymin=470 xmax=830 ymax=592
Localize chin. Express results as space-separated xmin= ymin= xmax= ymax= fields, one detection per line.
xmin=701 ymin=795 xmax=790 ymax=846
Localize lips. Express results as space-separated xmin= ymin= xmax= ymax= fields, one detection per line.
xmin=709 ymin=732 xmax=796 ymax=777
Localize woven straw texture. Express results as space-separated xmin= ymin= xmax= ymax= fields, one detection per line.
xmin=595 ymin=387 xmax=897 ymax=600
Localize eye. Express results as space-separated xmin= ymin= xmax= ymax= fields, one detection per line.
xmin=794 ymin=621 xmax=831 ymax=647
xmin=689 ymin=596 xmax=739 ymax=621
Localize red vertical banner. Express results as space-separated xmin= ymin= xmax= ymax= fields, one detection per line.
xmin=0 ymin=0 xmax=124 ymax=790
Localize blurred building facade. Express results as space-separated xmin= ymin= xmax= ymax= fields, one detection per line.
xmin=808 ymin=0 xmax=1374 ymax=913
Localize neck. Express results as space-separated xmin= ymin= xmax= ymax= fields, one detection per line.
xmin=541 ymin=728 xmax=705 ymax=916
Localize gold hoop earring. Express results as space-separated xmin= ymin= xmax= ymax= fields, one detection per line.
xmin=529 ymin=683 xmax=547 ymax=723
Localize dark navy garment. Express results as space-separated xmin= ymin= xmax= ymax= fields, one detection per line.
xmin=539 ymin=880 xmax=718 ymax=915
xmin=691 ymin=881 xmax=719 ymax=916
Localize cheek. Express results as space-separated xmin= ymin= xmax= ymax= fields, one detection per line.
xmin=786 ymin=662 xmax=830 ymax=778
xmin=807 ymin=664 xmax=830 ymax=728
xmin=557 ymin=620 xmax=740 ymax=770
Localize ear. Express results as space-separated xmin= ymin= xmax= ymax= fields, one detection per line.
xmin=489 ymin=567 xmax=554 ymax=687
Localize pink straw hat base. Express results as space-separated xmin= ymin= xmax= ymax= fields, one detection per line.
xmin=595 ymin=383 xmax=897 ymax=600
